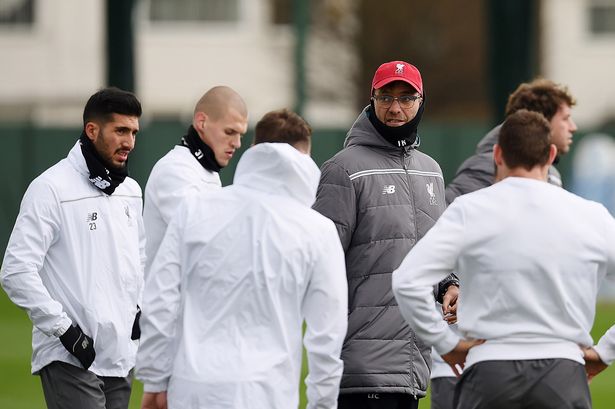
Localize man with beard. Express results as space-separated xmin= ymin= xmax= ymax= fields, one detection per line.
xmin=1 ymin=87 xmax=144 ymax=409
xmin=313 ymin=61 xmax=459 ymax=409
xmin=143 ymin=86 xmax=248 ymax=280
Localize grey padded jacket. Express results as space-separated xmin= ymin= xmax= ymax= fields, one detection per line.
xmin=445 ymin=124 xmax=563 ymax=204
xmin=313 ymin=108 xmax=451 ymax=398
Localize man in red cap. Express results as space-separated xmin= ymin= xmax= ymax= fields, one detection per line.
xmin=313 ymin=61 xmax=459 ymax=408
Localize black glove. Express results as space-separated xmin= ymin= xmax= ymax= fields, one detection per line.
xmin=59 ymin=324 xmax=96 ymax=370
xmin=131 ymin=305 xmax=141 ymax=340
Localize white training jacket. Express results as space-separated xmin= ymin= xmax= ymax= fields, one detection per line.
xmin=392 ymin=177 xmax=615 ymax=369
xmin=596 ymin=325 xmax=615 ymax=365
xmin=1 ymin=141 xmax=145 ymax=376
xmin=143 ymin=145 xmax=221 ymax=279
xmin=136 ymin=143 xmax=348 ymax=409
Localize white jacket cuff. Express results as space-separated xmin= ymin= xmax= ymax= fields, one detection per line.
xmin=143 ymin=381 xmax=169 ymax=393
xmin=52 ymin=317 xmax=73 ymax=337
xmin=433 ymin=330 xmax=461 ymax=356
xmin=595 ymin=343 xmax=615 ymax=366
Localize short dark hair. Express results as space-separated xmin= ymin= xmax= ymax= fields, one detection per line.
xmin=499 ymin=109 xmax=551 ymax=170
xmin=505 ymin=79 xmax=576 ymax=121
xmin=253 ymin=109 xmax=312 ymax=148
xmin=83 ymin=87 xmax=142 ymax=127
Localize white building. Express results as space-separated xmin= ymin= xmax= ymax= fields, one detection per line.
xmin=541 ymin=0 xmax=615 ymax=128
xmin=2 ymin=0 xmax=615 ymax=128
xmin=0 ymin=0 xmax=358 ymax=127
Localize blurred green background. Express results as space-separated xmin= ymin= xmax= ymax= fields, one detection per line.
xmin=1 ymin=290 xmax=613 ymax=408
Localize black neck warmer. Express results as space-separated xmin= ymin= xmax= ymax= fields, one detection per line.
xmin=180 ymin=125 xmax=222 ymax=173
xmin=79 ymin=132 xmax=128 ymax=195
xmin=367 ymin=99 xmax=425 ymax=149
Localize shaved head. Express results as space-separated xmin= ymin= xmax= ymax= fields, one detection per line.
xmin=194 ymin=86 xmax=247 ymax=121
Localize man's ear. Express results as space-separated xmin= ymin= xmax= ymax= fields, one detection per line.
xmin=84 ymin=122 xmax=98 ymax=141
xmin=547 ymin=144 xmax=558 ymax=165
xmin=493 ymin=144 xmax=504 ymax=166
xmin=194 ymin=111 xmax=208 ymax=132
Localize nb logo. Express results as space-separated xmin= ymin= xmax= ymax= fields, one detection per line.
xmin=395 ymin=63 xmax=405 ymax=74
xmin=89 ymin=176 xmax=110 ymax=190
xmin=86 ymin=212 xmax=98 ymax=222
xmin=426 ymin=182 xmax=438 ymax=205
xmin=194 ymin=149 xmax=204 ymax=160
xmin=382 ymin=185 xmax=396 ymax=195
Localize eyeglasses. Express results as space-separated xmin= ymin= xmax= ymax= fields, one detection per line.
xmin=372 ymin=94 xmax=422 ymax=109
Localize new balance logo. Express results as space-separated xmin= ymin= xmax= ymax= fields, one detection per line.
xmin=89 ymin=176 xmax=110 ymax=190
xmin=86 ymin=212 xmax=98 ymax=222
xmin=426 ymin=182 xmax=438 ymax=205
xmin=382 ymin=185 xmax=396 ymax=194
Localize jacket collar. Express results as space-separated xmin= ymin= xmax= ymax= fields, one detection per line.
xmin=343 ymin=107 xmax=413 ymax=154
xmin=67 ymin=140 xmax=90 ymax=177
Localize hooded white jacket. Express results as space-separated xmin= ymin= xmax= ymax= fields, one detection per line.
xmin=143 ymin=145 xmax=221 ymax=278
xmin=392 ymin=177 xmax=615 ymax=368
xmin=1 ymin=141 xmax=145 ymax=377
xmin=136 ymin=143 xmax=348 ymax=409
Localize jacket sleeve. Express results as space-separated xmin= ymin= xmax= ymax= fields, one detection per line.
xmin=302 ymin=221 xmax=348 ymax=409
xmin=312 ymin=160 xmax=356 ymax=252
xmin=1 ymin=180 xmax=72 ymax=337
xmin=596 ymin=212 xmax=615 ymax=365
xmin=595 ymin=325 xmax=615 ymax=366
xmin=392 ymin=202 xmax=466 ymax=355
xmin=445 ymin=152 xmax=495 ymax=205
xmin=135 ymin=204 xmax=185 ymax=392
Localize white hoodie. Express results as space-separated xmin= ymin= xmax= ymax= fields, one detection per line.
xmin=136 ymin=143 xmax=348 ymax=409
xmin=392 ymin=177 xmax=615 ymax=368
xmin=1 ymin=141 xmax=145 ymax=377
xmin=143 ymin=145 xmax=221 ymax=279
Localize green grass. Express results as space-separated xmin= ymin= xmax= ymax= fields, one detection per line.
xmin=1 ymin=292 xmax=613 ymax=408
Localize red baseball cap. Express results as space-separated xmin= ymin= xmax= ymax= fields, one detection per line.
xmin=371 ymin=61 xmax=423 ymax=95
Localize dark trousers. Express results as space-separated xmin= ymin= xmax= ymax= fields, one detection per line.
xmin=453 ymin=359 xmax=591 ymax=409
xmin=430 ymin=377 xmax=457 ymax=409
xmin=40 ymin=361 xmax=132 ymax=409
xmin=338 ymin=393 xmax=419 ymax=409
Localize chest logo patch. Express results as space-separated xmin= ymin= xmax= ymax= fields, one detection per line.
xmin=86 ymin=212 xmax=98 ymax=230
xmin=426 ymin=182 xmax=438 ymax=206
xmin=382 ymin=185 xmax=396 ymax=195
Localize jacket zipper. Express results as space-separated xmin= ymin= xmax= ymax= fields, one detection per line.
xmin=402 ymin=148 xmax=421 ymax=398
xmin=401 ymin=149 xmax=419 ymax=244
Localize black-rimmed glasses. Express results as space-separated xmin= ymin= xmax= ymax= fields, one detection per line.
xmin=372 ymin=94 xmax=422 ymax=109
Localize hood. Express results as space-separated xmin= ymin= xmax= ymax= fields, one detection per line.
xmin=233 ymin=143 xmax=321 ymax=207
xmin=475 ymin=124 xmax=502 ymax=154
xmin=343 ymin=107 xmax=412 ymax=153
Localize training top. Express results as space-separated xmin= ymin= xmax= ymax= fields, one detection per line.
xmin=136 ymin=143 xmax=348 ymax=409
xmin=393 ymin=176 xmax=615 ymax=369
xmin=1 ymin=141 xmax=144 ymax=377
xmin=143 ymin=145 xmax=221 ymax=279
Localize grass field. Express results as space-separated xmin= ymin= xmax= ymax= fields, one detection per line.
xmin=1 ymin=292 xmax=613 ymax=408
